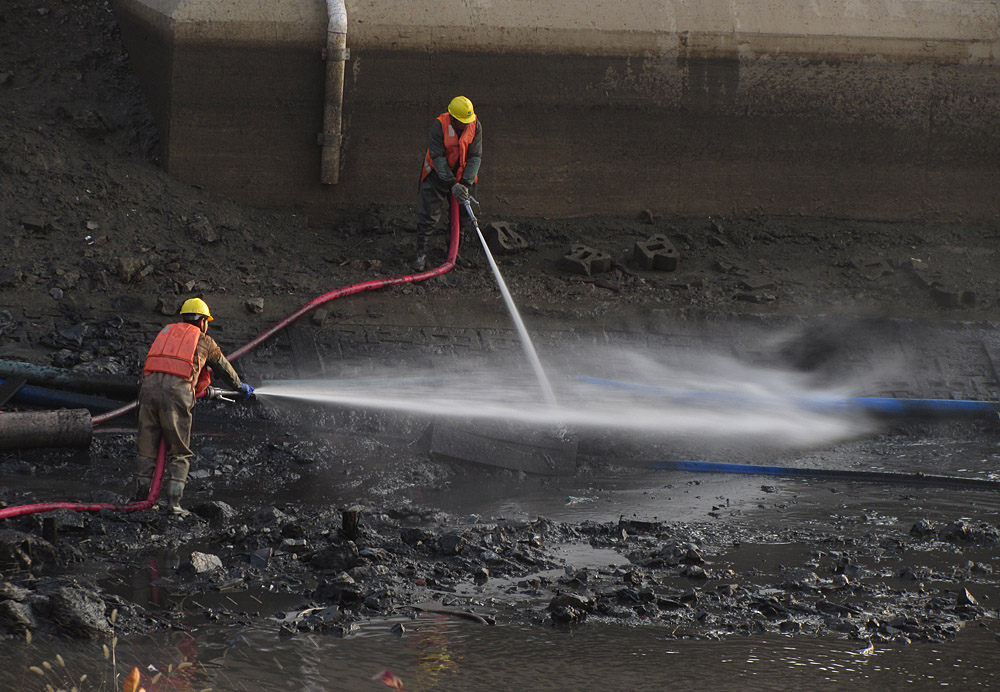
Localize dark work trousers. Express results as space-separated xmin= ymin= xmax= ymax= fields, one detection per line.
xmin=415 ymin=178 xmax=477 ymax=259
xmin=135 ymin=371 xmax=196 ymax=487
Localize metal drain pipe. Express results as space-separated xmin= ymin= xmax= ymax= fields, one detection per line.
xmin=320 ymin=0 xmax=348 ymax=184
xmin=0 ymin=409 xmax=93 ymax=450
xmin=0 ymin=359 xmax=139 ymax=398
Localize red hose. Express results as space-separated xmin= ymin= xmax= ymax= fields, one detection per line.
xmin=0 ymin=438 xmax=166 ymax=519
xmin=2 ymin=198 xmax=462 ymax=519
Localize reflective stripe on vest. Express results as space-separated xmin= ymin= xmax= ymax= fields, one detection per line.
xmin=143 ymin=322 xmax=201 ymax=381
xmin=420 ymin=113 xmax=478 ymax=186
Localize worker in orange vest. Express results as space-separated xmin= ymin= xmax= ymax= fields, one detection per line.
xmin=412 ymin=95 xmax=482 ymax=272
xmin=134 ymin=298 xmax=254 ymax=516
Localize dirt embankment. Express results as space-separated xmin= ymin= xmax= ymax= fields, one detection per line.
xmin=2 ymin=1 xmax=1000 ymax=645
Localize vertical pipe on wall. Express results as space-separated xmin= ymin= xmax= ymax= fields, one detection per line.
xmin=320 ymin=0 xmax=348 ymax=184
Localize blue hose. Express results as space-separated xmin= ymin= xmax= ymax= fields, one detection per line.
xmin=0 ymin=377 xmax=125 ymax=413
xmin=653 ymin=459 xmax=1000 ymax=490
xmin=577 ymin=376 xmax=1000 ymax=418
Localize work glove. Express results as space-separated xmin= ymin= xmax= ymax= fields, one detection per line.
xmin=451 ymin=182 xmax=470 ymax=202
xmin=239 ymin=382 xmax=255 ymax=399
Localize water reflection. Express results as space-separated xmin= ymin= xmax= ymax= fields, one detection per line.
xmin=5 ymin=618 xmax=996 ymax=691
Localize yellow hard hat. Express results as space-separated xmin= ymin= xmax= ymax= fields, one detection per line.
xmin=179 ymin=297 xmax=213 ymax=321
xmin=447 ymin=96 xmax=476 ymax=124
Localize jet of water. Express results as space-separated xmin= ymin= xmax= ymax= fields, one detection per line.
xmin=465 ymin=198 xmax=558 ymax=407
xmin=254 ymin=348 xmax=876 ymax=450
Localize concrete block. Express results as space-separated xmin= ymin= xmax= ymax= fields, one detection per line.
xmin=633 ymin=234 xmax=679 ymax=271
xmin=429 ymin=419 xmax=577 ymax=475
xmin=560 ymin=245 xmax=612 ymax=276
xmin=484 ymin=222 xmax=528 ymax=255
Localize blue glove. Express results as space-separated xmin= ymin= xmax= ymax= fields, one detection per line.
xmin=240 ymin=382 xmax=255 ymax=399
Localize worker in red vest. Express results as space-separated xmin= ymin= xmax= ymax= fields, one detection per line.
xmin=412 ymin=95 xmax=483 ymax=272
xmin=134 ymin=297 xmax=254 ymax=516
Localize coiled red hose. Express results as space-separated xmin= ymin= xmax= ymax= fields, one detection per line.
xmin=0 ymin=198 xmax=461 ymax=519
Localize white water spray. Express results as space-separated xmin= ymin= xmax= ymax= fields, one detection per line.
xmin=254 ymin=348 xmax=875 ymax=449
xmin=465 ymin=198 xmax=557 ymax=406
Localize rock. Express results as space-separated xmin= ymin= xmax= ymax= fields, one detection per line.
xmin=0 ymin=530 xmax=56 ymax=570
xmin=0 ymin=583 xmax=32 ymax=601
xmin=252 ymin=506 xmax=290 ymax=527
xmin=309 ymin=541 xmax=359 ymax=572
xmin=282 ymin=538 xmax=307 ymax=552
xmin=910 ymin=519 xmax=936 ymax=537
xmin=0 ymin=265 xmax=23 ymax=288
xmin=245 ymin=297 xmax=264 ymax=314
xmin=473 ymin=567 xmax=489 ymax=585
xmin=781 ymin=568 xmax=820 ymax=590
xmin=48 ymin=586 xmax=110 ymax=638
xmin=438 ymin=533 xmax=466 ymax=555
xmin=943 ymin=520 xmax=971 ymax=541
xmin=250 ymin=548 xmax=273 ymax=569
xmin=156 ymin=295 xmax=177 ymax=315
xmin=183 ymin=551 xmax=223 ymax=576
xmin=20 ymin=217 xmax=47 ymax=232
xmin=193 ymin=500 xmax=237 ymax=524
xmin=187 ymin=214 xmax=219 ymax=244
xmin=958 ymin=588 xmax=978 ymax=606
xmin=400 ymin=527 xmax=432 ymax=546
xmin=311 ymin=308 xmax=328 ymax=326
xmin=115 ymin=256 xmax=145 ymax=283
xmin=313 ymin=572 xmax=363 ymax=605
xmin=681 ymin=564 xmax=708 ymax=579
xmin=0 ymin=600 xmax=38 ymax=632
xmin=548 ymin=593 xmax=593 ymax=612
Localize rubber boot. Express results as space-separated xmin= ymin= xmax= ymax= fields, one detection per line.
xmin=165 ymin=479 xmax=191 ymax=518
xmin=131 ymin=477 xmax=151 ymax=503
xmin=412 ymin=229 xmax=429 ymax=271
xmin=132 ymin=455 xmax=156 ymax=502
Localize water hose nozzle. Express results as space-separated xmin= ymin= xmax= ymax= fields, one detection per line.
xmin=204 ymin=386 xmax=241 ymax=402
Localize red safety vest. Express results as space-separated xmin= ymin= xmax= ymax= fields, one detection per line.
xmin=143 ymin=322 xmax=211 ymax=395
xmin=420 ymin=113 xmax=478 ymax=186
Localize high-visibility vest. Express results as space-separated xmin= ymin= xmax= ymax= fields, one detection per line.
xmin=143 ymin=322 xmax=211 ymax=394
xmin=420 ymin=113 xmax=478 ymax=186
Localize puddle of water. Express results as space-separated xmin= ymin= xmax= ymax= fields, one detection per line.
xmin=4 ymin=616 xmax=997 ymax=691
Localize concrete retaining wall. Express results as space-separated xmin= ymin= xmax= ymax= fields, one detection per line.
xmin=110 ymin=0 xmax=1000 ymax=224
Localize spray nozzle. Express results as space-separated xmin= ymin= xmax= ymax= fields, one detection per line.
xmin=204 ymin=386 xmax=240 ymax=402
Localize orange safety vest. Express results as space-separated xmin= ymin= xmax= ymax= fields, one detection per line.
xmin=143 ymin=322 xmax=212 ymax=395
xmin=420 ymin=113 xmax=478 ymax=186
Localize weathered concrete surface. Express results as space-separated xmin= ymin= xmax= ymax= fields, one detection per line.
xmin=110 ymin=0 xmax=1000 ymax=223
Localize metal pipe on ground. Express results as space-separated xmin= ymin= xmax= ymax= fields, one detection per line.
xmin=0 ymin=409 xmax=93 ymax=450
xmin=0 ymin=359 xmax=139 ymax=398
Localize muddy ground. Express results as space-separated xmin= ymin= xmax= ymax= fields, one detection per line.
xmin=2 ymin=1 xmax=1000 ymax=648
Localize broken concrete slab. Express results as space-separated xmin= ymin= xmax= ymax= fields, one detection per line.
xmin=429 ymin=418 xmax=577 ymax=475
xmin=484 ymin=222 xmax=529 ymax=255
xmin=634 ymin=234 xmax=679 ymax=271
xmin=559 ymin=245 xmax=612 ymax=276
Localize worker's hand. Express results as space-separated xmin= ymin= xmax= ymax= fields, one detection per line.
xmin=239 ymin=383 xmax=255 ymax=399
xmin=451 ymin=182 xmax=470 ymax=202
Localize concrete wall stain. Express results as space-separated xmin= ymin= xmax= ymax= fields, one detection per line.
xmin=110 ymin=0 xmax=1000 ymax=224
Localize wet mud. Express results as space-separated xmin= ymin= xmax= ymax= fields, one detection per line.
xmin=1 ymin=0 xmax=1000 ymax=654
